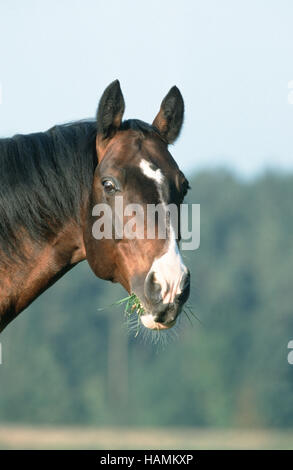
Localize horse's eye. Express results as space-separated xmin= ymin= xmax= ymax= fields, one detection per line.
xmin=102 ymin=180 xmax=116 ymax=193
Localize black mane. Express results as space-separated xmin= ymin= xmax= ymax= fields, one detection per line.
xmin=0 ymin=118 xmax=162 ymax=260
xmin=0 ymin=120 xmax=97 ymax=258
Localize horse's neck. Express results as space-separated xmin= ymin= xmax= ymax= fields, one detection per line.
xmin=0 ymin=221 xmax=86 ymax=332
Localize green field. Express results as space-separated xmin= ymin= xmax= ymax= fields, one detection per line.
xmin=0 ymin=426 xmax=292 ymax=450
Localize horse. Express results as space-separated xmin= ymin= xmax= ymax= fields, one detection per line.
xmin=0 ymin=80 xmax=190 ymax=333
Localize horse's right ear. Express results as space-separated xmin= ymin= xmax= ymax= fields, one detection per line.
xmin=152 ymin=86 xmax=184 ymax=144
xmin=96 ymin=80 xmax=125 ymax=157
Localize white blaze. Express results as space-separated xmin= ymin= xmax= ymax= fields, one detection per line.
xmin=151 ymin=226 xmax=187 ymax=304
xmin=139 ymin=158 xmax=188 ymax=305
xmin=140 ymin=159 xmax=164 ymax=184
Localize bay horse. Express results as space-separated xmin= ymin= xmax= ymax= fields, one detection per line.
xmin=0 ymin=80 xmax=190 ymax=333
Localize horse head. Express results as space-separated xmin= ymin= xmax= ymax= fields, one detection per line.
xmin=84 ymin=80 xmax=190 ymax=330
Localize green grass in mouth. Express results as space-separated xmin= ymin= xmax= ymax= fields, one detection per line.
xmin=99 ymin=294 xmax=201 ymax=339
xmin=98 ymin=293 xmax=145 ymax=337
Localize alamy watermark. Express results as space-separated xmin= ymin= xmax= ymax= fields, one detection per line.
xmin=91 ymin=197 xmax=200 ymax=251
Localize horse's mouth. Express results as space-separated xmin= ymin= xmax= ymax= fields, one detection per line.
xmin=140 ymin=313 xmax=176 ymax=330
xmin=130 ymin=293 xmax=179 ymax=330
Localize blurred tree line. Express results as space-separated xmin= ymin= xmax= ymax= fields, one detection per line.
xmin=0 ymin=169 xmax=293 ymax=428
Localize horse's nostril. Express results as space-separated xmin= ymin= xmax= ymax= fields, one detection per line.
xmin=144 ymin=270 xmax=162 ymax=304
xmin=180 ymin=270 xmax=190 ymax=290
xmin=176 ymin=270 xmax=190 ymax=305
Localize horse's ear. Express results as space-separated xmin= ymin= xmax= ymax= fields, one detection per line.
xmin=152 ymin=86 xmax=184 ymax=144
xmin=96 ymin=80 xmax=125 ymax=156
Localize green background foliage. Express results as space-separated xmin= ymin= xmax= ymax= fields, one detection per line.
xmin=1 ymin=169 xmax=293 ymax=428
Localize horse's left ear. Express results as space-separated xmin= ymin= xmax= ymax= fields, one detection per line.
xmin=152 ymin=86 xmax=184 ymax=144
xmin=96 ymin=80 xmax=125 ymax=157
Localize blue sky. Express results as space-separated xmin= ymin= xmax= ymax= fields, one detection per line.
xmin=0 ymin=0 xmax=293 ymax=177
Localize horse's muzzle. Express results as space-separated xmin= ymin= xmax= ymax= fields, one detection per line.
xmin=140 ymin=268 xmax=190 ymax=329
